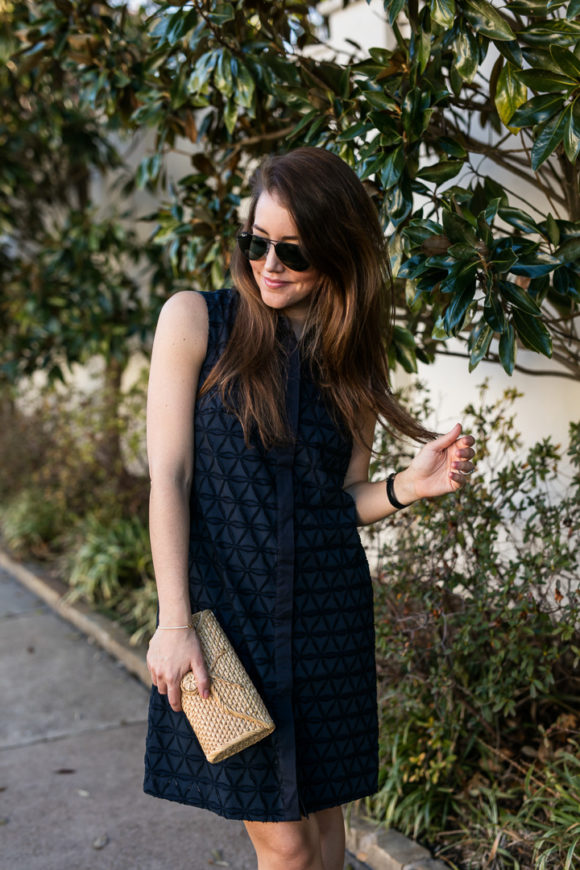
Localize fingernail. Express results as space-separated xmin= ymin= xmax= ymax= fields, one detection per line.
xmin=202 ymin=689 xmax=210 ymax=699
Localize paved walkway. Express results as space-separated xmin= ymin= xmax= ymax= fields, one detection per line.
xmin=0 ymin=565 xmax=369 ymax=870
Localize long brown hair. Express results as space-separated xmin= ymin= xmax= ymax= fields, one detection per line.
xmin=199 ymin=147 xmax=434 ymax=449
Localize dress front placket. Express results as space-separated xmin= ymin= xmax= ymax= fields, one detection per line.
xmin=271 ymin=337 xmax=305 ymax=818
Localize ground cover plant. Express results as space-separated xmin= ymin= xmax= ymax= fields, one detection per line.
xmin=0 ymin=378 xmax=154 ymax=636
xmin=368 ymin=383 xmax=580 ymax=868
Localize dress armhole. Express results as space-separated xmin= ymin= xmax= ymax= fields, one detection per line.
xmin=197 ymin=287 xmax=238 ymax=386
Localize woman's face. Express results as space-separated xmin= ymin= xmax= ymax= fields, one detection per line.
xmin=249 ymin=190 xmax=319 ymax=334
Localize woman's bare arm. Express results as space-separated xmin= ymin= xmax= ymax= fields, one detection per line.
xmin=146 ymin=290 xmax=211 ymax=711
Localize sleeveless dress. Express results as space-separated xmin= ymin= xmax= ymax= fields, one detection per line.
xmin=143 ymin=287 xmax=379 ymax=822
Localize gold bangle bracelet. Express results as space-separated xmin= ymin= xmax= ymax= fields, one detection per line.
xmin=157 ymin=623 xmax=194 ymax=630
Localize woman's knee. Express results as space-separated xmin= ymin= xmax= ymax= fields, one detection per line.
xmin=243 ymin=817 xmax=322 ymax=870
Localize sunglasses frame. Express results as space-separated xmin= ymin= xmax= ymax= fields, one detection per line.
xmin=237 ymin=232 xmax=311 ymax=272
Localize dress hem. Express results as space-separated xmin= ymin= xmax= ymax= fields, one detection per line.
xmin=143 ymin=780 xmax=376 ymax=823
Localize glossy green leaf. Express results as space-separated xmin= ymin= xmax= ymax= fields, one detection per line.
xmin=490 ymin=248 xmax=518 ymax=272
xmin=495 ymin=62 xmax=528 ymax=128
xmin=531 ymin=110 xmax=567 ymax=170
xmin=498 ymin=321 xmax=516 ymax=374
xmin=437 ymin=136 xmax=468 ymax=159
xmin=440 ymin=260 xmax=478 ymax=294
xmin=403 ymin=88 xmax=432 ymax=138
xmin=163 ymin=8 xmax=198 ymax=45
xmin=410 ymin=15 xmax=432 ymax=74
xmin=214 ymin=49 xmax=234 ymax=98
xmin=510 ymin=94 xmax=565 ymax=128
xmin=567 ymin=0 xmax=580 ymax=17
xmin=552 ymin=266 xmax=570 ymax=296
xmin=521 ymin=22 xmax=580 ymax=48
xmin=187 ymin=51 xmax=219 ymax=95
xmin=337 ymin=121 xmax=371 ymax=142
xmin=234 ymin=62 xmax=255 ymax=110
xmin=386 ymin=181 xmax=414 ymax=226
xmin=369 ymin=111 xmax=401 ymax=139
xmin=289 ymin=109 xmax=319 ymax=140
xmin=431 ymin=314 xmax=450 ymax=340
xmin=444 ymin=285 xmax=476 ymax=333
xmin=483 ymin=197 xmax=502 ymax=226
xmin=508 ymin=0 xmax=552 ymax=12
xmin=417 ymin=160 xmax=463 ymax=183
xmin=469 ymin=323 xmax=494 ymax=369
xmin=368 ymin=47 xmax=393 ymax=64
xmin=563 ymin=102 xmax=580 ymax=163
xmin=443 ymin=211 xmax=478 ymax=244
xmin=431 ymin=0 xmax=455 ymax=29
xmin=484 ymin=292 xmax=506 ymax=332
xmin=386 ymin=0 xmax=407 ymax=24
xmin=496 ymin=40 xmax=523 ymax=69
xmin=500 ymin=280 xmax=542 ymax=315
xmin=402 ymin=221 xmax=445 ymax=248
xmin=380 ymin=145 xmax=406 ymax=189
xmin=464 ymin=0 xmax=515 ymax=41
xmin=363 ymin=90 xmax=399 ymax=111
xmin=512 ymin=309 xmax=552 ymax=357
xmin=550 ymin=46 xmax=580 ymax=79
xmin=395 ymin=254 xmax=428 ymax=278
xmin=452 ymin=30 xmax=479 ymax=83
xmin=497 ymin=207 xmax=539 ymax=234
xmin=392 ymin=325 xmax=418 ymax=373
xmin=556 ymin=237 xmax=580 ymax=264
xmin=545 ymin=213 xmax=560 ymax=247
xmin=207 ymin=4 xmax=235 ymax=25
xmin=511 ymin=254 xmax=560 ymax=277
xmin=521 ymin=47 xmax=568 ymax=75
xmin=516 ymin=69 xmax=577 ymax=92
xmin=223 ymin=98 xmax=238 ymax=135
xmin=448 ymin=242 xmax=477 ymax=258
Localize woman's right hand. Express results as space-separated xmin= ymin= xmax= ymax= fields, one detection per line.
xmin=147 ymin=627 xmax=211 ymax=713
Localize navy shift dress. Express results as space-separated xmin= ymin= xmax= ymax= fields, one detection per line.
xmin=143 ymin=287 xmax=379 ymax=821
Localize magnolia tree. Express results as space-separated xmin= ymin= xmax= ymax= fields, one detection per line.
xmin=1 ymin=0 xmax=579 ymax=385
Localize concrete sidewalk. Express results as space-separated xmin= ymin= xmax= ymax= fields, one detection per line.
xmin=0 ymin=564 xmax=373 ymax=870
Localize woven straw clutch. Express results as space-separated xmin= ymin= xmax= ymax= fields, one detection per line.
xmin=180 ymin=610 xmax=276 ymax=764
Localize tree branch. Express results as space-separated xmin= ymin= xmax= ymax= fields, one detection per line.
xmin=432 ymin=349 xmax=580 ymax=381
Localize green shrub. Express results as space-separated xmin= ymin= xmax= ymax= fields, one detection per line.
xmin=366 ymin=383 xmax=580 ymax=869
xmin=0 ymin=487 xmax=69 ymax=557
xmin=0 ymin=377 xmax=149 ymax=553
xmin=65 ymin=510 xmax=157 ymax=645
xmin=66 ymin=512 xmax=153 ymax=607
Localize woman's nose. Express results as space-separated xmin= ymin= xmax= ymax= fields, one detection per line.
xmin=264 ymin=242 xmax=283 ymax=271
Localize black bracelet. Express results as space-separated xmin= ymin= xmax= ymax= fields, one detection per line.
xmin=386 ymin=472 xmax=410 ymax=510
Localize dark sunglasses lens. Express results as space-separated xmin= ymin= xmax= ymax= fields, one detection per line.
xmin=276 ymin=243 xmax=310 ymax=272
xmin=247 ymin=236 xmax=269 ymax=260
xmin=238 ymin=233 xmax=266 ymax=260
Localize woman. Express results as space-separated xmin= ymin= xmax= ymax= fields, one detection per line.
xmin=144 ymin=147 xmax=475 ymax=870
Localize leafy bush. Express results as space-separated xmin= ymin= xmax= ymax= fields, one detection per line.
xmin=0 ymin=487 xmax=68 ymax=558
xmin=0 ymin=377 xmax=148 ymax=545
xmin=66 ymin=512 xmax=153 ymax=604
xmin=366 ymin=383 xmax=580 ymax=869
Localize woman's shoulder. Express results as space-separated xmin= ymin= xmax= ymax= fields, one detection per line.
xmin=158 ymin=287 xmax=238 ymax=331
xmin=160 ymin=288 xmax=240 ymax=370
xmin=157 ymin=289 xmax=208 ymax=336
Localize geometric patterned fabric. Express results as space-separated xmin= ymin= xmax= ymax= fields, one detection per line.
xmin=143 ymin=287 xmax=379 ymax=821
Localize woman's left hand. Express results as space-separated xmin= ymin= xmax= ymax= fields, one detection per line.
xmin=395 ymin=423 xmax=476 ymax=504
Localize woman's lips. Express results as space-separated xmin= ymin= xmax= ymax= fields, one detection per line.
xmin=263 ymin=275 xmax=289 ymax=288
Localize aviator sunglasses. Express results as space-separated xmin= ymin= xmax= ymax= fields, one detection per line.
xmin=237 ymin=231 xmax=311 ymax=272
